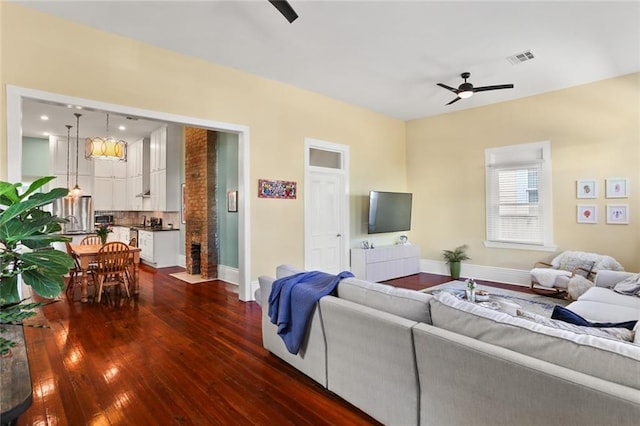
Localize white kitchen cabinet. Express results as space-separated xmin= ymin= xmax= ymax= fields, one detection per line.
xmin=50 ymin=173 xmax=93 ymax=197
xmin=49 ymin=136 xmax=93 ymax=195
xmin=139 ymin=229 xmax=179 ymax=268
xmin=94 ymin=158 xmax=126 ymax=179
xmin=126 ymin=137 xmax=150 ymax=211
xmin=93 ymin=158 xmax=127 ymax=211
xmin=351 ymin=245 xmax=420 ymax=282
xmin=148 ymin=125 xmax=180 ymax=212
xmin=94 ymin=176 xmax=127 ymax=211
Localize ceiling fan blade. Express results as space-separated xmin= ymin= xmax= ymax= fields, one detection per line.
xmin=268 ymin=0 xmax=299 ymax=23
xmin=473 ymin=84 xmax=514 ymax=93
xmin=446 ymin=97 xmax=462 ymax=105
xmin=437 ymin=83 xmax=459 ymax=94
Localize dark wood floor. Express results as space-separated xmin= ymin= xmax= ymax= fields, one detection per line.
xmin=17 ymin=268 xmax=536 ymax=425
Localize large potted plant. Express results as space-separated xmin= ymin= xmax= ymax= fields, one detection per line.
xmin=0 ymin=177 xmax=74 ymax=353
xmin=442 ymin=244 xmax=470 ymax=280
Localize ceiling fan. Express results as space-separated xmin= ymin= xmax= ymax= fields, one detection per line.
xmin=269 ymin=0 xmax=299 ymax=23
xmin=437 ymin=72 xmax=514 ymax=105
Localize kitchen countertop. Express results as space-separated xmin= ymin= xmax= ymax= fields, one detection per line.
xmin=125 ymin=225 xmax=179 ymax=232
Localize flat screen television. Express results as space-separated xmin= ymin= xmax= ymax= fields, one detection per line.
xmin=368 ymin=191 xmax=412 ymax=234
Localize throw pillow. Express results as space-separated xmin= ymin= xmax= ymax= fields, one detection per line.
xmin=561 ymin=258 xmax=595 ymax=279
xmin=612 ymin=273 xmax=640 ymax=296
xmin=551 ymin=305 xmax=638 ymax=330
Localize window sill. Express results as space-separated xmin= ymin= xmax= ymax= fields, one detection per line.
xmin=483 ymin=240 xmax=557 ymax=252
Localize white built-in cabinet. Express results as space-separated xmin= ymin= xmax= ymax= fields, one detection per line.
xmin=126 ymin=137 xmax=150 ymax=211
xmin=351 ymin=245 xmax=420 ymax=282
xmin=93 ymin=159 xmax=127 ymax=211
xmin=149 ymin=125 xmax=181 ymax=211
xmin=139 ymin=229 xmax=179 ymax=268
xmin=49 ymin=136 xmax=93 ymax=195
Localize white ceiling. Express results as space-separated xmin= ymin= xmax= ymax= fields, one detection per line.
xmin=15 ymin=0 xmax=640 ymax=140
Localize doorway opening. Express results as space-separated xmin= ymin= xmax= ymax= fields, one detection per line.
xmin=6 ymin=85 xmax=253 ymax=301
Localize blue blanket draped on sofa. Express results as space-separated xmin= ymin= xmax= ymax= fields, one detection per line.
xmin=268 ymin=270 xmax=354 ymax=354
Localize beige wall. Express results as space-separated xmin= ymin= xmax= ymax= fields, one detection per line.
xmin=2 ymin=4 xmax=637 ymax=278
xmin=0 ymin=4 xmax=407 ymax=278
xmin=407 ymin=73 xmax=640 ymax=271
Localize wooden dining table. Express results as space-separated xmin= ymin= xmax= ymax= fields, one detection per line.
xmin=70 ymin=244 xmax=141 ymax=303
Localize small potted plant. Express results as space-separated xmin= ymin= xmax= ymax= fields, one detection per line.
xmin=442 ymin=244 xmax=470 ymax=280
xmin=95 ymin=223 xmax=112 ymax=245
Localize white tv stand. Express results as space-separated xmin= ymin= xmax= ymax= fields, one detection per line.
xmin=351 ymin=244 xmax=420 ymax=282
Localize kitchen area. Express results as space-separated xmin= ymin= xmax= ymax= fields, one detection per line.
xmin=21 ymin=98 xmax=241 ymax=284
xmin=42 ymin=114 xmax=183 ymax=269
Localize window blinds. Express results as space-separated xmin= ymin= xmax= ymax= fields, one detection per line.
xmin=485 ymin=142 xmax=550 ymax=247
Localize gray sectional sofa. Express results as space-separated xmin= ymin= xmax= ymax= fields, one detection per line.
xmin=256 ymin=265 xmax=640 ymax=426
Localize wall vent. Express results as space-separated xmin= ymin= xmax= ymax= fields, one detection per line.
xmin=507 ymin=50 xmax=535 ymax=65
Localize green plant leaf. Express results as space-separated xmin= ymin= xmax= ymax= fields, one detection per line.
xmin=21 ymin=250 xmax=74 ymax=276
xmin=21 ymin=269 xmax=65 ymax=298
xmin=0 ymin=276 xmax=20 ymax=305
xmin=0 ymin=187 xmax=68 ymax=227
xmin=19 ymin=177 xmax=56 ymax=201
xmin=0 ymin=182 xmax=21 ymax=205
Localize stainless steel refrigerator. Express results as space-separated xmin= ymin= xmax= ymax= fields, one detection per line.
xmin=52 ymin=195 xmax=93 ymax=233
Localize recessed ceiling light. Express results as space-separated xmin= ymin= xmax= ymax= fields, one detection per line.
xmin=118 ymin=125 xmax=126 ymax=131
xmin=43 ymin=132 xmax=50 ymax=136
xmin=75 ymin=106 xmax=83 ymax=110
xmin=40 ymin=115 xmax=49 ymax=121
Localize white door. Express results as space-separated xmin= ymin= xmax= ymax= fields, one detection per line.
xmin=305 ymin=139 xmax=349 ymax=274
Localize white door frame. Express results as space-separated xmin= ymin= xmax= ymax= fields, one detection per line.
xmin=6 ymin=85 xmax=253 ymax=301
xmin=304 ymin=138 xmax=350 ymax=272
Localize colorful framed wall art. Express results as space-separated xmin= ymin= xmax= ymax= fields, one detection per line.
xmin=258 ymin=179 xmax=297 ymax=199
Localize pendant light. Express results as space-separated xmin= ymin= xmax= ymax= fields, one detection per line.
xmin=85 ymin=113 xmax=127 ymax=161
xmin=65 ymin=124 xmax=73 ymax=197
xmin=73 ymin=113 xmax=82 ymax=196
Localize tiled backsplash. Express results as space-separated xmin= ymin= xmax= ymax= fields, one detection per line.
xmin=96 ymin=211 xmax=181 ymax=228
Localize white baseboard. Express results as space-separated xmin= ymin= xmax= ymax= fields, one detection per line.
xmin=420 ymin=259 xmax=531 ymax=287
xmin=218 ymin=265 xmax=239 ymax=286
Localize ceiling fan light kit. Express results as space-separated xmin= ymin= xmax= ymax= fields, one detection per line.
xmin=437 ymin=72 xmax=514 ymax=105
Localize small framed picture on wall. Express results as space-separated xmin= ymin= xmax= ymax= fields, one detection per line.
xmin=606 ymin=204 xmax=629 ymax=224
xmin=577 ymin=205 xmax=597 ymax=224
xmin=576 ymin=179 xmax=597 ymax=199
xmin=605 ymin=178 xmax=628 ymax=198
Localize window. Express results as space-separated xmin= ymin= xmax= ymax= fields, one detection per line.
xmin=484 ymin=141 xmax=555 ymax=251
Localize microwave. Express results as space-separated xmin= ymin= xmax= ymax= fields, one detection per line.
xmin=95 ymin=214 xmax=114 ymax=225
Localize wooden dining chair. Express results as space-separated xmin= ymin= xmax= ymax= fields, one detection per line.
xmin=80 ymin=235 xmax=102 ymax=245
xmin=94 ymin=242 xmax=131 ymax=303
xmin=65 ymin=241 xmax=95 ymax=297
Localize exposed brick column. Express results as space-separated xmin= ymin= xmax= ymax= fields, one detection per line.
xmin=184 ymin=127 xmax=218 ymax=278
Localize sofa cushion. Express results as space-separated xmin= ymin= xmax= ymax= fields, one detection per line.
xmin=337 ymin=277 xmax=432 ymax=324
xmin=430 ymin=292 xmax=640 ymax=390
xmin=276 ymin=264 xmax=303 ymax=279
xmin=566 ymin=300 xmax=640 ymax=323
xmin=577 ymin=286 xmax=640 ymax=310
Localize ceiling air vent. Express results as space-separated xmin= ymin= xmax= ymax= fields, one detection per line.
xmin=506 ymin=50 xmax=535 ymax=65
